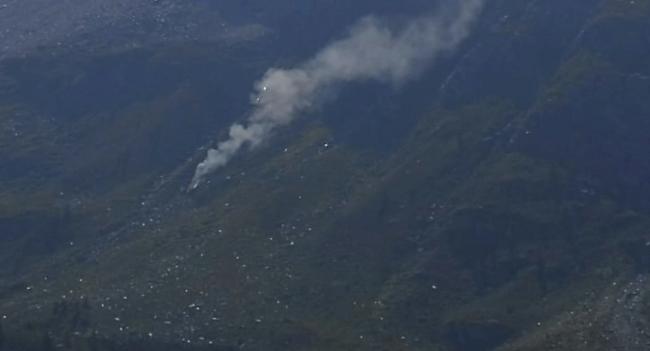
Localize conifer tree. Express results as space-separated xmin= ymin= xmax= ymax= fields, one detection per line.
xmin=0 ymin=320 xmax=5 ymax=350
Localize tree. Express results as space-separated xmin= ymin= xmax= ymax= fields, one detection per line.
xmin=0 ymin=320 xmax=5 ymax=350
xmin=41 ymin=333 xmax=55 ymax=351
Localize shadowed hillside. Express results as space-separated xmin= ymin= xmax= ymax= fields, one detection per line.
xmin=1 ymin=0 xmax=649 ymax=350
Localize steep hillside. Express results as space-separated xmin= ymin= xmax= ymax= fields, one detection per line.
xmin=1 ymin=1 xmax=649 ymax=351
xmin=0 ymin=0 xmax=268 ymax=60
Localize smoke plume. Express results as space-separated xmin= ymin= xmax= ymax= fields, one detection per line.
xmin=190 ymin=0 xmax=483 ymax=190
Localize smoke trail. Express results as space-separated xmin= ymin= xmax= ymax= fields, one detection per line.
xmin=190 ymin=0 xmax=483 ymax=190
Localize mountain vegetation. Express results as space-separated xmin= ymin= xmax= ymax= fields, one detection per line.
xmin=0 ymin=0 xmax=649 ymax=350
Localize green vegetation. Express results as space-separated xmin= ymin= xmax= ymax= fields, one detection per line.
xmin=1 ymin=1 xmax=650 ymax=350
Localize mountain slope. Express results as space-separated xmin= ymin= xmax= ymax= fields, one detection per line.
xmin=1 ymin=1 xmax=650 ymax=350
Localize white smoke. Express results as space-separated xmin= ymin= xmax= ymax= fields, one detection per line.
xmin=190 ymin=0 xmax=483 ymax=190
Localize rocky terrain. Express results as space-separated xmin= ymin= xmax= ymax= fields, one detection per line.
xmin=0 ymin=0 xmax=649 ymax=350
xmin=0 ymin=0 xmax=269 ymax=60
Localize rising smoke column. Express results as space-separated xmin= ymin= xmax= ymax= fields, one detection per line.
xmin=190 ymin=0 xmax=484 ymax=190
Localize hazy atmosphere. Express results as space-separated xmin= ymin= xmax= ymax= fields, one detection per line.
xmin=1 ymin=0 xmax=650 ymax=350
